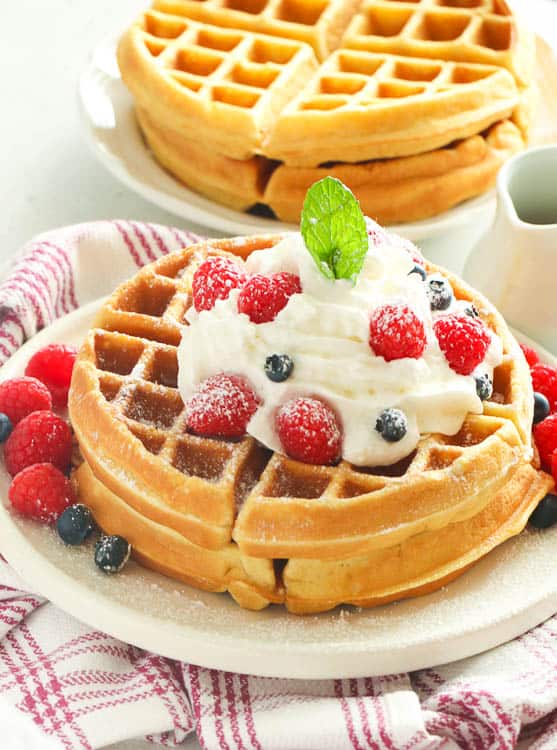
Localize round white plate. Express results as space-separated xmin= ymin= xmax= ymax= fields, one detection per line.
xmin=78 ymin=38 xmax=496 ymax=242
xmin=0 ymin=300 xmax=555 ymax=679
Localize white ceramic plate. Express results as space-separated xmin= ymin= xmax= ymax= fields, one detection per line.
xmin=78 ymin=38 xmax=496 ymax=241
xmin=0 ymin=300 xmax=555 ymax=679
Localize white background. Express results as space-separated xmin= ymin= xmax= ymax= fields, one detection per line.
xmin=0 ymin=1 xmax=556 ymax=748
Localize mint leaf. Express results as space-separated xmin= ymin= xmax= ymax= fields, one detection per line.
xmin=300 ymin=177 xmax=368 ymax=283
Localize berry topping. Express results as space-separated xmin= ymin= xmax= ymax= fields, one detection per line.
xmin=475 ymin=373 xmax=493 ymax=401
xmin=369 ymin=304 xmax=426 ymax=362
xmin=533 ymin=414 xmax=557 ymax=470
xmin=57 ymin=504 xmax=95 ymax=546
xmin=520 ymin=343 xmax=540 ymax=368
xmin=237 ymin=272 xmax=302 ymax=324
xmin=94 ymin=535 xmax=131 ymax=574
xmin=464 ymin=304 xmax=480 ymax=319
xmin=0 ymin=414 xmax=13 ymax=443
xmin=531 ymin=364 xmax=557 ymax=411
xmin=25 ymin=344 xmax=78 ymax=408
xmin=192 ymin=256 xmax=247 ymax=313
xmin=534 ymin=392 xmax=551 ymax=425
xmin=9 ymin=463 xmax=75 ymax=524
xmin=427 ymin=277 xmax=453 ymax=311
xmin=276 ymin=397 xmax=341 ymax=465
xmin=186 ymin=374 xmax=260 ymax=438
xmin=408 ymin=265 xmax=427 ymax=281
xmin=434 ymin=315 xmax=490 ymax=376
xmin=264 ymin=354 xmax=294 ymax=383
xmin=529 ymin=493 xmax=557 ymax=530
xmin=4 ymin=410 xmax=73 ymax=477
xmin=0 ymin=377 xmax=52 ymax=425
xmin=375 ymin=408 xmax=407 ymax=442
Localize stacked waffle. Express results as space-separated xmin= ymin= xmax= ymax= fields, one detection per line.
xmin=68 ymin=236 xmax=552 ymax=613
xmin=118 ymin=0 xmax=535 ymax=224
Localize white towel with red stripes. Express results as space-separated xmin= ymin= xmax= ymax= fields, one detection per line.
xmin=0 ymin=221 xmax=556 ymax=750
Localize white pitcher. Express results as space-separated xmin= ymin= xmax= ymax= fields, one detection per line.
xmin=463 ymin=145 xmax=557 ymax=353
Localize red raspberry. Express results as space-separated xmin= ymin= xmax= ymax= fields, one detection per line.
xmin=534 ymin=414 xmax=557 ymax=470
xmin=237 ymin=273 xmax=302 ymax=324
xmin=276 ymin=397 xmax=342 ymax=465
xmin=186 ymin=374 xmax=260 ymax=438
xmin=434 ymin=314 xmax=490 ymax=376
xmin=9 ymin=463 xmax=75 ymax=524
xmin=25 ymin=344 xmax=78 ymax=408
xmin=520 ymin=343 xmax=540 ymax=369
xmin=551 ymin=450 xmax=557 ymax=484
xmin=369 ymin=304 xmax=426 ymax=361
xmin=192 ymin=256 xmax=247 ymax=313
xmin=4 ymin=411 xmax=73 ymax=477
xmin=0 ymin=377 xmax=52 ymax=425
xmin=531 ymin=364 xmax=557 ymax=411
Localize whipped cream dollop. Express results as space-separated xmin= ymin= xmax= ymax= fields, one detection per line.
xmin=178 ymin=230 xmax=502 ymax=466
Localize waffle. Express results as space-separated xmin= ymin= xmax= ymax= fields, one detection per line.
xmin=68 ymin=237 xmax=553 ymax=614
xmin=151 ymin=0 xmax=362 ymax=60
xmin=343 ymin=0 xmax=536 ymax=89
xmin=137 ymin=110 xmax=523 ymax=223
xmin=117 ymin=0 xmax=533 ymax=221
xmin=265 ymin=119 xmax=524 ymax=223
xmin=262 ymin=50 xmax=520 ymax=165
xmin=119 ymin=10 xmax=524 ymax=164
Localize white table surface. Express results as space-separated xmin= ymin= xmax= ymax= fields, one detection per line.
xmin=1 ymin=2 xmax=556 ymax=748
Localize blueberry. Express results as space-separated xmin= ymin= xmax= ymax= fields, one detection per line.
xmin=0 ymin=413 xmax=13 ymax=443
xmin=265 ymin=354 xmax=294 ymax=383
xmin=427 ymin=277 xmax=453 ymax=311
xmin=464 ymin=304 xmax=480 ymax=319
xmin=475 ymin=373 xmax=493 ymax=401
xmin=408 ymin=265 xmax=427 ymax=281
xmin=529 ymin=494 xmax=557 ymax=529
xmin=94 ymin=535 xmax=131 ymax=574
xmin=375 ymin=408 xmax=407 ymax=442
xmin=57 ymin=504 xmax=95 ymax=546
xmin=534 ymin=392 xmax=550 ymax=424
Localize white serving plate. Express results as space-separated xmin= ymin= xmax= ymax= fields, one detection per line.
xmin=78 ymin=38 xmax=496 ymax=242
xmin=0 ymin=300 xmax=555 ymax=679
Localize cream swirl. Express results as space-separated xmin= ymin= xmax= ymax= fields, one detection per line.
xmin=178 ymin=231 xmax=502 ymax=466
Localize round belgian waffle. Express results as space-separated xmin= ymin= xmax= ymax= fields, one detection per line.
xmin=68 ymin=236 xmax=553 ymax=614
xmin=116 ymin=0 xmax=535 ymax=223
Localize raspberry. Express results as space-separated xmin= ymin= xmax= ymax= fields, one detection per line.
xmin=276 ymin=397 xmax=342 ymax=465
xmin=4 ymin=411 xmax=73 ymax=477
xmin=531 ymin=364 xmax=557 ymax=411
xmin=552 ymin=451 xmax=557 ymax=485
xmin=9 ymin=463 xmax=76 ymax=524
xmin=434 ymin=314 xmax=490 ymax=376
xmin=186 ymin=374 xmax=260 ymax=438
xmin=369 ymin=304 xmax=426 ymax=361
xmin=237 ymin=273 xmax=302 ymax=324
xmin=0 ymin=377 xmax=52 ymax=425
xmin=520 ymin=343 xmax=540 ymax=369
xmin=25 ymin=344 xmax=78 ymax=408
xmin=534 ymin=414 xmax=557 ymax=470
xmin=192 ymin=256 xmax=247 ymax=313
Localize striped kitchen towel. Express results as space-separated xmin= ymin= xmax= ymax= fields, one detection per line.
xmin=0 ymin=221 xmax=556 ymax=750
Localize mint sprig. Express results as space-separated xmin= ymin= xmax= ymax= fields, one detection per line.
xmin=300 ymin=177 xmax=368 ymax=283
